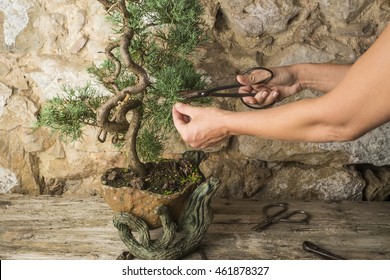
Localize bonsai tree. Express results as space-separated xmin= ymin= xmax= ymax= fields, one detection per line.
xmin=36 ymin=0 xmax=208 ymax=193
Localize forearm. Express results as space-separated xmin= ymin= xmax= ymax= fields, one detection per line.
xmin=293 ymin=63 xmax=351 ymax=93
xmin=225 ymin=98 xmax=342 ymax=142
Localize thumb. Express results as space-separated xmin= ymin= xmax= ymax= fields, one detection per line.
xmin=237 ymin=74 xmax=255 ymax=86
xmin=172 ymin=102 xmax=194 ymax=130
xmin=173 ymin=102 xmax=195 ymax=117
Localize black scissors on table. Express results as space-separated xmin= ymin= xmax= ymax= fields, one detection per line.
xmin=251 ymin=203 xmax=310 ymax=232
xmin=302 ymin=241 xmax=347 ymax=260
xmin=178 ymin=66 xmax=275 ymax=109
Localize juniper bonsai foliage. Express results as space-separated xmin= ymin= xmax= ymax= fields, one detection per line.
xmin=36 ymin=0 xmax=207 ymax=177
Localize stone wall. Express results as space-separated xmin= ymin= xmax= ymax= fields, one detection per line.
xmin=0 ymin=0 xmax=125 ymax=195
xmin=1 ymin=0 xmax=389 ymax=200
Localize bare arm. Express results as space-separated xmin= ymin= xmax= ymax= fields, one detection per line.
xmin=295 ymin=63 xmax=351 ymax=93
xmin=238 ymin=63 xmax=351 ymax=106
xmin=173 ymin=24 xmax=390 ymax=147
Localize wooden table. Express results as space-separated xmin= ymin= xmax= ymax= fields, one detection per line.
xmin=0 ymin=194 xmax=389 ymax=259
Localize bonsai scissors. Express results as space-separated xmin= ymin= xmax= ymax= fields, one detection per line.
xmin=178 ymin=66 xmax=275 ymax=109
xmin=302 ymin=241 xmax=347 ymax=260
xmin=251 ymin=203 xmax=310 ymax=232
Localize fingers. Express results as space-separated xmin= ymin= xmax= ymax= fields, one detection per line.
xmin=172 ymin=103 xmax=200 ymax=147
xmin=173 ymin=102 xmax=198 ymax=117
xmin=237 ymin=73 xmax=279 ymax=107
xmin=172 ymin=103 xmax=228 ymax=148
xmin=256 ymin=90 xmax=279 ymax=104
xmin=237 ymin=76 xmax=257 ymax=104
xmin=242 ymin=90 xmax=279 ymax=107
xmin=172 ymin=102 xmax=191 ymax=129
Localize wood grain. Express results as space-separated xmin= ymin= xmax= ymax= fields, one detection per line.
xmin=0 ymin=194 xmax=389 ymax=260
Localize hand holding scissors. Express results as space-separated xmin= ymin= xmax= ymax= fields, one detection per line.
xmin=178 ymin=66 xmax=276 ymax=109
xmin=251 ymin=203 xmax=310 ymax=232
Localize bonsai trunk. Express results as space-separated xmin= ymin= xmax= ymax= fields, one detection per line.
xmin=94 ymin=10 xmax=150 ymax=177
xmin=124 ymin=104 xmax=147 ymax=177
xmin=96 ymin=97 xmax=147 ymax=177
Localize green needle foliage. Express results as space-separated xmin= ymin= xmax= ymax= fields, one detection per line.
xmin=35 ymin=84 xmax=107 ymax=142
xmin=36 ymin=0 xmax=208 ymax=162
xmin=144 ymin=58 xmax=207 ymax=132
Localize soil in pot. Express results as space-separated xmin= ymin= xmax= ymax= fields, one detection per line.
xmin=101 ymin=156 xmax=204 ymax=195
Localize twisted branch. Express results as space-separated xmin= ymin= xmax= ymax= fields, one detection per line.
xmin=95 ymin=0 xmax=150 ymax=175
xmin=119 ymin=28 xmax=150 ymax=95
xmin=103 ymin=42 xmax=121 ymax=87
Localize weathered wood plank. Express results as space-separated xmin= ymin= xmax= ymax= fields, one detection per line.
xmin=204 ymin=200 xmax=390 ymax=260
xmin=0 ymin=194 xmax=126 ymax=260
xmin=0 ymin=194 xmax=389 ymax=259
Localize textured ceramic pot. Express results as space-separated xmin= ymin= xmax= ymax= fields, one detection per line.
xmin=102 ymin=182 xmax=198 ymax=229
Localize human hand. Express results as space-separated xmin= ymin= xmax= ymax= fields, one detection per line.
xmin=172 ymin=102 xmax=230 ymax=148
xmin=237 ymin=65 xmax=302 ymax=108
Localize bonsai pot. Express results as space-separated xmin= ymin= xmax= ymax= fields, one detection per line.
xmin=101 ymin=180 xmax=198 ymax=229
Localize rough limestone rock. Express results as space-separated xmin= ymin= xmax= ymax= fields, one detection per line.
xmin=199 ymin=153 xmax=272 ymax=199
xmin=219 ymin=0 xmax=301 ymax=37
xmin=318 ymin=0 xmax=372 ymax=23
xmin=266 ymin=43 xmax=336 ymax=66
xmin=0 ymin=129 xmax=42 ymax=194
xmin=359 ymin=165 xmax=390 ymax=201
xmin=238 ymin=123 xmax=390 ymax=167
xmin=0 ymin=0 xmax=30 ymax=47
xmin=0 ymin=167 xmax=19 ymax=193
xmin=199 ymin=153 xmax=366 ymax=201
xmin=254 ymin=164 xmax=365 ymax=201
xmin=0 ymin=82 xmax=12 ymax=116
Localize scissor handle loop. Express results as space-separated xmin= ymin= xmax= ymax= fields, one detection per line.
xmin=240 ymin=67 xmax=275 ymax=109
xmin=262 ymin=203 xmax=288 ymax=219
xmin=241 ymin=98 xmax=275 ymax=109
xmin=241 ymin=66 xmax=274 ymax=85
xmin=279 ymin=210 xmax=311 ymax=223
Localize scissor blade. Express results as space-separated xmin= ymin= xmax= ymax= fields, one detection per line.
xmin=178 ymin=83 xmax=241 ymax=99
xmin=177 ymin=89 xmax=207 ymax=99
xmin=179 ymin=90 xmax=257 ymax=99
xmin=251 ymin=219 xmax=273 ymax=232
